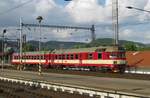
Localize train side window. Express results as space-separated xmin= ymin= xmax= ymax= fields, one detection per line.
xmin=98 ymin=53 xmax=102 ymax=59
xmin=75 ymin=54 xmax=79 ymax=59
xmin=88 ymin=53 xmax=93 ymax=59
xmin=59 ymin=55 xmax=62 ymax=59
xmin=66 ymin=54 xmax=69 ymax=59
xmin=70 ymin=54 xmax=74 ymax=59
xmin=62 ymin=55 xmax=65 ymax=59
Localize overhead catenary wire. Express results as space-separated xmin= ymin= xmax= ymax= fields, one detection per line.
xmin=0 ymin=0 xmax=34 ymax=16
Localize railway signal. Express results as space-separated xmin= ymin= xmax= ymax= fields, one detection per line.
xmin=36 ymin=16 xmax=43 ymax=76
xmin=1 ymin=29 xmax=7 ymax=70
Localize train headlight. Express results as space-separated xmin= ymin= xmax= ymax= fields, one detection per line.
xmin=113 ymin=61 xmax=117 ymax=64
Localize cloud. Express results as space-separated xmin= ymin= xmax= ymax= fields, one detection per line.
xmin=0 ymin=0 xmax=150 ymax=43
xmin=65 ymin=0 xmax=108 ymax=23
xmin=35 ymin=0 xmax=57 ymax=16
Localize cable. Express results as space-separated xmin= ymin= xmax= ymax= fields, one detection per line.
xmin=0 ymin=0 xmax=34 ymax=16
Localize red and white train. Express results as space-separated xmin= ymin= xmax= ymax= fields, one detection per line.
xmin=11 ymin=46 xmax=127 ymax=72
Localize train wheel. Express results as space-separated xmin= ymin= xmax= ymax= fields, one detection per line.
xmin=119 ymin=65 xmax=126 ymax=74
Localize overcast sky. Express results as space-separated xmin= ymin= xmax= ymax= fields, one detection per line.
xmin=0 ymin=0 xmax=150 ymax=43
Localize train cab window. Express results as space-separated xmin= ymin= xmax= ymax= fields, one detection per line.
xmin=75 ymin=54 xmax=79 ymax=59
xmin=122 ymin=53 xmax=125 ymax=58
xmin=88 ymin=53 xmax=93 ymax=59
xmin=98 ymin=53 xmax=102 ymax=59
xmin=110 ymin=53 xmax=117 ymax=59
xmin=70 ymin=54 xmax=74 ymax=59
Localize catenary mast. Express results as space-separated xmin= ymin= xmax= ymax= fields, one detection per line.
xmin=112 ymin=0 xmax=119 ymax=45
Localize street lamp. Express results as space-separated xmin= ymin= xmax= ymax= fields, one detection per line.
xmin=1 ymin=29 xmax=7 ymax=70
xmin=126 ymin=6 xmax=150 ymax=13
xmin=36 ymin=16 xmax=43 ymax=75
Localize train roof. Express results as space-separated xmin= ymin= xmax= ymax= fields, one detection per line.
xmin=52 ymin=46 xmax=125 ymax=54
xmin=13 ymin=46 xmax=125 ymax=55
xmin=13 ymin=51 xmax=50 ymax=55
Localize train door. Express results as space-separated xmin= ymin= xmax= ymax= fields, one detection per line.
xmin=51 ymin=54 xmax=54 ymax=66
xmin=79 ymin=53 xmax=82 ymax=66
xmin=45 ymin=54 xmax=49 ymax=68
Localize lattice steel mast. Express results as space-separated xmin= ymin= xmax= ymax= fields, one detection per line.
xmin=112 ymin=0 xmax=119 ymax=45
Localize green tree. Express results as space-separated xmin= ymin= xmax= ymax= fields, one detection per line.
xmin=23 ymin=44 xmax=36 ymax=52
xmin=124 ymin=43 xmax=137 ymax=51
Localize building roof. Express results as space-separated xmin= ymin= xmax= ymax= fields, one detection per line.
xmin=126 ymin=51 xmax=150 ymax=68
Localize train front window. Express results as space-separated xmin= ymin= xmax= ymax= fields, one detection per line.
xmin=121 ymin=53 xmax=125 ymax=58
xmin=110 ymin=52 xmax=125 ymax=59
xmin=110 ymin=53 xmax=117 ymax=59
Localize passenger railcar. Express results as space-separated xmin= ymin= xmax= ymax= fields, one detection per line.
xmin=11 ymin=46 xmax=127 ymax=73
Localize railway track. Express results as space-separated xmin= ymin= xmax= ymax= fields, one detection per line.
xmin=4 ymin=66 xmax=150 ymax=81
xmin=0 ymin=79 xmax=93 ymax=98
